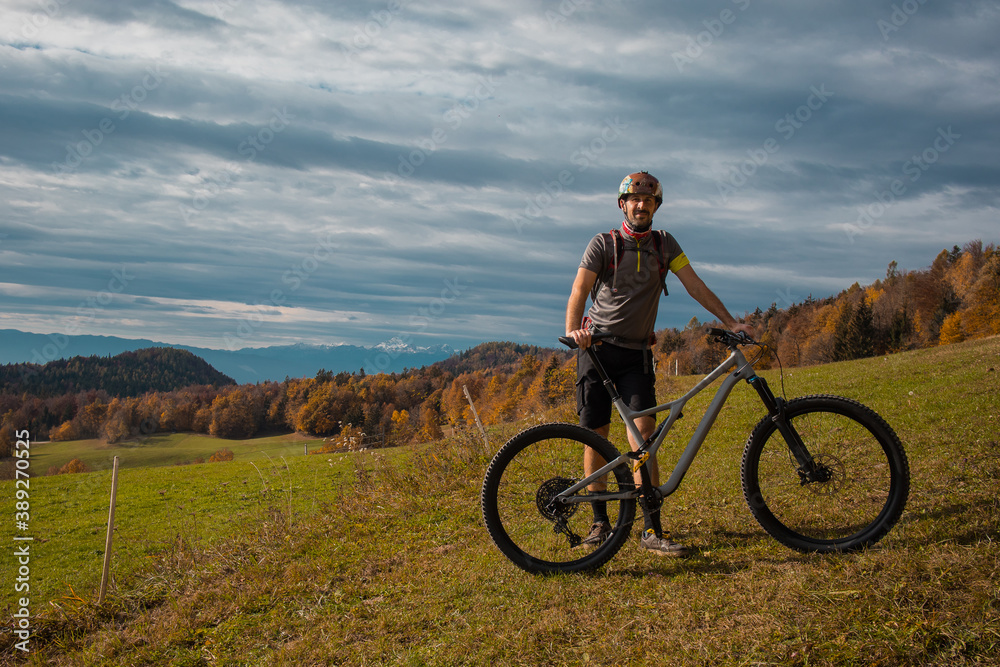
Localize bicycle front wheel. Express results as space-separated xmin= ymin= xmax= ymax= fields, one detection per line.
xmin=481 ymin=423 xmax=636 ymax=574
xmin=742 ymin=395 xmax=909 ymax=553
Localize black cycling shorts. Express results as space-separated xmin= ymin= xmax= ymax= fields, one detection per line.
xmin=576 ymin=342 xmax=656 ymax=429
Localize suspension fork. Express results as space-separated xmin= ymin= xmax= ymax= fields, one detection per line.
xmin=746 ymin=375 xmax=824 ymax=482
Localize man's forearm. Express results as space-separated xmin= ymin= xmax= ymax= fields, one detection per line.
xmin=682 ymin=270 xmax=739 ymax=328
xmin=566 ymin=292 xmax=587 ymax=333
xmin=698 ymin=289 xmax=739 ymax=328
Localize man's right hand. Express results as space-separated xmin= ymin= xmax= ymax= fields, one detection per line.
xmin=566 ymin=268 xmax=599 ymax=349
xmin=567 ymin=328 xmax=593 ymax=350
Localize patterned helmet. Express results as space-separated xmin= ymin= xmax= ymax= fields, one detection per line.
xmin=618 ymin=171 xmax=662 ymax=206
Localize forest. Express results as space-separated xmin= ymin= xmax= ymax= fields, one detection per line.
xmin=0 ymin=347 xmax=234 ymax=397
xmin=0 ymin=239 xmax=996 ymax=465
xmin=653 ymin=240 xmax=999 ymax=375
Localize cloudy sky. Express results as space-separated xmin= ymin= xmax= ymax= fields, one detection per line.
xmin=1 ymin=0 xmax=997 ymax=354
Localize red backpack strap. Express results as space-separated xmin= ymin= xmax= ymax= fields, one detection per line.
xmin=652 ymin=231 xmax=668 ymax=296
xmin=605 ymin=229 xmax=624 ymax=270
xmin=600 ymin=229 xmax=625 ymax=294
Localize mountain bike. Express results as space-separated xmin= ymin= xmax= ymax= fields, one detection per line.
xmin=480 ymin=329 xmax=910 ymax=574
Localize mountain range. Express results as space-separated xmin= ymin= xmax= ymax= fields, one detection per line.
xmin=0 ymin=330 xmax=456 ymax=384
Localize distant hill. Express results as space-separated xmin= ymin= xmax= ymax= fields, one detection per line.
xmin=0 ymin=347 xmax=234 ymax=398
xmin=432 ymin=341 xmax=569 ymax=376
xmin=0 ymin=330 xmax=456 ymax=383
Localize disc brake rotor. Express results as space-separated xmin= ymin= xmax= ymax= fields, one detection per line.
xmin=803 ymin=454 xmax=847 ymax=495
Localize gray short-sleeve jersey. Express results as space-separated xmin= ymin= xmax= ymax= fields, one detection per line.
xmin=579 ymin=230 xmax=687 ymax=348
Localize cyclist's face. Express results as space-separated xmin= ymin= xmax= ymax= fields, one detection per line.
xmin=621 ymin=194 xmax=658 ymax=228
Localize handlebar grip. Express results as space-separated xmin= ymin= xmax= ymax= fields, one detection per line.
xmin=559 ymin=332 xmax=615 ymax=350
xmin=707 ymin=327 xmax=757 ymax=346
xmin=558 ymin=336 xmax=578 ymax=350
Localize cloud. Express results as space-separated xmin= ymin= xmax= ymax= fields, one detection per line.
xmin=0 ymin=0 xmax=997 ymax=352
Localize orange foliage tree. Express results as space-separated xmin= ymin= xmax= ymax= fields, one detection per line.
xmin=59 ymin=458 xmax=90 ymax=474
xmin=49 ymin=420 xmax=78 ymax=442
xmin=209 ymin=389 xmax=260 ymax=439
xmin=207 ymin=447 xmax=235 ymax=462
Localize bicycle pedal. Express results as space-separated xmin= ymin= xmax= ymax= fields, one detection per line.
xmin=630 ymin=451 xmax=650 ymax=472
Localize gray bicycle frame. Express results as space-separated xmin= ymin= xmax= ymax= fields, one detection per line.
xmin=559 ymin=346 xmax=758 ymax=503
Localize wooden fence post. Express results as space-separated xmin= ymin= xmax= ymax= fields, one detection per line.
xmin=463 ymin=384 xmax=489 ymax=449
xmin=98 ymin=456 xmax=120 ymax=605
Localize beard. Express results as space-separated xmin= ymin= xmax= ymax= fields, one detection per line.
xmin=624 ymin=212 xmax=652 ymax=233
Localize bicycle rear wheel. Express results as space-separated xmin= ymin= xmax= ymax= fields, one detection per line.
xmin=742 ymin=395 xmax=909 ymax=553
xmin=481 ymin=423 xmax=636 ymax=574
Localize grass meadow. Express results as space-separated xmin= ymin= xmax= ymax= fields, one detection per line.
xmin=1 ymin=336 xmax=998 ymax=665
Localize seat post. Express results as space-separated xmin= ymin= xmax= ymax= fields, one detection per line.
xmin=584 ymin=346 xmax=622 ymax=402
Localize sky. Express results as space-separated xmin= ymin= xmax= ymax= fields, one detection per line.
xmin=1 ymin=0 xmax=998 ymax=356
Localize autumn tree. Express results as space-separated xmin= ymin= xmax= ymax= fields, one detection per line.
xmin=192 ymin=406 xmax=212 ymax=433
xmin=59 ymin=458 xmax=90 ymax=474
xmin=295 ymin=382 xmax=345 ymax=436
xmin=159 ymin=394 xmax=196 ymax=432
xmin=102 ymin=398 xmax=135 ymax=444
xmin=522 ymin=354 xmax=576 ymax=412
xmin=73 ymin=399 xmax=109 ymax=439
xmin=938 ymin=312 xmax=965 ymax=345
xmin=796 ymin=302 xmax=836 ymax=364
xmin=49 ymin=420 xmax=78 ymax=441
xmin=390 ymin=409 xmax=414 ymax=444
xmin=960 ymin=247 xmax=1000 ymax=338
xmin=479 ymin=375 xmax=508 ymax=426
xmin=207 ymin=447 xmax=235 ymax=462
xmin=209 ymin=389 xmax=259 ymax=439
xmin=133 ymin=393 xmax=161 ymax=436
xmin=282 ymin=378 xmax=315 ymax=431
xmin=489 ymin=354 xmax=541 ymax=423
xmin=944 ymin=240 xmax=984 ymax=301
xmin=416 ymin=401 xmax=444 ymax=443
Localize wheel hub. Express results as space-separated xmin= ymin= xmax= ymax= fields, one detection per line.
xmin=800 ymin=454 xmax=846 ymax=494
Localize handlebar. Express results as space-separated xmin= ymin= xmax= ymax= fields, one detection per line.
xmin=707 ymin=328 xmax=756 ymax=348
xmin=560 ymin=329 xmax=756 ymax=350
xmin=558 ymin=331 xmax=616 ymax=350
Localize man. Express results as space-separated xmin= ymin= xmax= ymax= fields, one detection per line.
xmin=565 ymin=171 xmax=755 ymax=557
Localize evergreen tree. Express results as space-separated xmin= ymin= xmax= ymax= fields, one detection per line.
xmin=843 ymin=299 xmax=877 ymax=359
xmin=887 ymin=307 xmax=913 ymax=351
xmin=834 ymin=299 xmax=877 ymax=361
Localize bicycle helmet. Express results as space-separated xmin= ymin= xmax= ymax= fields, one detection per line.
xmin=618 ymin=171 xmax=662 ymax=207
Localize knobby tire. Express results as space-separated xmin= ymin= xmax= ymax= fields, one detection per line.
xmin=742 ymin=395 xmax=909 ymax=553
xmin=481 ymin=423 xmax=636 ymax=574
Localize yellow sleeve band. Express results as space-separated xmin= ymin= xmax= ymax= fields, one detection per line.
xmin=668 ymin=252 xmax=690 ymax=274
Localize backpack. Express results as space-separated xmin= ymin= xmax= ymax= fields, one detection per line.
xmin=603 ymin=228 xmax=669 ymax=296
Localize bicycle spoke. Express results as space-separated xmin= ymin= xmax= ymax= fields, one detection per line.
xmin=496 ymin=438 xmax=615 ymax=556
xmin=763 ymin=412 xmax=888 ymax=538
xmin=743 ymin=395 xmax=909 ymax=552
xmin=482 ymin=423 xmax=636 ymax=573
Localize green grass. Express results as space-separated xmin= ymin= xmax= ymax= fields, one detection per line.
xmin=2 ymin=337 xmax=999 ymax=665
xmin=0 ymin=434 xmax=416 ymax=617
xmin=26 ymin=431 xmax=325 ymax=475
